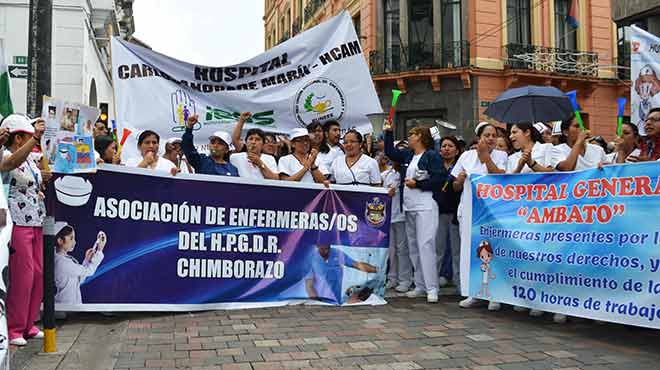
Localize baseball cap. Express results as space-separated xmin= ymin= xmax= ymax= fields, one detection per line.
xmin=289 ymin=128 xmax=311 ymax=141
xmin=209 ymin=131 xmax=235 ymax=151
xmin=166 ymin=137 xmax=182 ymax=145
xmin=1 ymin=114 xmax=37 ymax=135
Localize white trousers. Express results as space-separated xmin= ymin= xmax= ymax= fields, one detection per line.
xmin=387 ymin=221 xmax=412 ymax=287
xmin=405 ymin=203 xmax=439 ymax=293
xmin=436 ymin=213 xmax=461 ymax=291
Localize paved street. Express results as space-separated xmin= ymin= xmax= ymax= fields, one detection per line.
xmin=10 ymin=295 xmax=660 ymax=370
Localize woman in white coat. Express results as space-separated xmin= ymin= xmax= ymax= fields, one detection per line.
xmin=53 ymin=223 xmax=107 ymax=305
xmin=452 ymin=122 xmax=507 ymax=311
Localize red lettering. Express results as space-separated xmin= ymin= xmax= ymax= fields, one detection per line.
xmin=573 ymin=181 xmax=587 ymax=199
xmin=620 ymin=177 xmax=635 ymax=196
xmin=597 ymin=205 xmax=613 ymax=223
xmin=476 ymin=184 xmax=491 ymax=199
xmin=567 ymin=206 xmax=585 ymax=223
xmin=634 ymin=176 xmax=652 ymax=196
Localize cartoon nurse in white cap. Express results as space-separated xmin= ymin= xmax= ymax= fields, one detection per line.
xmin=53 ymin=222 xmax=107 ymax=304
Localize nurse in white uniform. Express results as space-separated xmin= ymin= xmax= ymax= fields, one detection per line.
xmin=125 ymin=130 xmax=177 ymax=174
xmin=451 ymin=122 xmax=507 ymax=311
xmin=608 ymin=122 xmax=641 ymax=164
xmin=328 ymin=130 xmax=381 ymax=186
xmin=278 ymin=128 xmax=326 ymax=183
xmin=53 ymin=223 xmax=107 ymax=305
xmin=549 ymin=116 xmax=606 ymax=324
xmin=551 ymin=117 xmax=608 ymax=171
xmin=507 ymin=122 xmax=555 ymax=174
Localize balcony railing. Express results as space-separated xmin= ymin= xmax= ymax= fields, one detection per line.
xmin=304 ymin=0 xmax=326 ymax=24
xmin=292 ymin=17 xmax=301 ymax=36
xmin=278 ymin=31 xmax=290 ymax=45
xmin=503 ymin=43 xmax=599 ymax=77
xmin=369 ymin=41 xmax=470 ymax=75
xmin=617 ymin=43 xmax=631 ymax=80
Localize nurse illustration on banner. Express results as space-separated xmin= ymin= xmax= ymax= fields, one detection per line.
xmin=53 ymin=222 xmax=107 ymax=305
xmin=476 ymin=241 xmax=495 ymax=299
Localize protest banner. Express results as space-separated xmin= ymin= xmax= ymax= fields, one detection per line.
xmin=462 ymin=162 xmax=660 ymax=328
xmin=630 ymin=25 xmax=660 ymax=136
xmin=40 ymin=96 xmax=100 ymax=173
xmin=46 ymin=166 xmax=390 ymax=311
xmin=111 ymin=11 xmax=382 ymax=160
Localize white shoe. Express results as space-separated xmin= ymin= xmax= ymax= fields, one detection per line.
xmin=513 ymin=305 xmax=527 ymax=312
xmin=427 ymin=290 xmax=439 ymax=303
xmin=406 ymin=289 xmax=426 ymax=298
xmin=553 ymin=313 xmax=567 ymax=324
xmin=487 ymin=301 xmax=501 ymax=311
xmin=10 ymin=337 xmax=27 ymax=346
xmin=438 ymin=276 xmax=449 ymax=287
xmin=395 ymin=284 xmax=411 ymax=293
xmin=30 ymin=330 xmax=44 ymax=339
xmin=529 ymin=309 xmax=544 ymax=317
xmin=385 ymin=280 xmax=398 ymax=289
xmin=459 ymin=297 xmax=483 ymax=308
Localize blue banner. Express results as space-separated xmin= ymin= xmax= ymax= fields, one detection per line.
xmin=465 ymin=162 xmax=660 ymax=328
xmin=46 ymin=166 xmax=390 ymax=311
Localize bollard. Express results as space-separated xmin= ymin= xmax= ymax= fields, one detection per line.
xmin=42 ymin=217 xmax=56 ymax=353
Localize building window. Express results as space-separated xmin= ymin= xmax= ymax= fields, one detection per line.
xmin=442 ymin=0 xmax=462 ymax=67
xmin=409 ymin=0 xmax=433 ymax=67
xmin=617 ymin=20 xmax=648 ymax=80
xmin=555 ymin=0 xmax=577 ymax=50
xmin=507 ymin=0 xmax=530 ymax=45
xmin=353 ymin=13 xmax=361 ymax=38
xmin=384 ymin=0 xmax=400 ymax=72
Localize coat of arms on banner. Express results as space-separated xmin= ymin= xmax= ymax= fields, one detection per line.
xmin=293 ymin=78 xmax=346 ymax=127
xmin=365 ymin=197 xmax=386 ymax=227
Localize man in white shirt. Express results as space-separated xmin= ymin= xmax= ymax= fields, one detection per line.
xmin=317 ymin=120 xmax=344 ymax=175
xmin=230 ymin=128 xmax=279 ymax=180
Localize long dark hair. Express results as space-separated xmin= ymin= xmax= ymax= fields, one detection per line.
xmin=307 ymin=122 xmax=330 ymax=153
xmin=510 ymin=122 xmax=543 ymax=144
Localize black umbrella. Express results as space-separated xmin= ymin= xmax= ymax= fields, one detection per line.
xmin=484 ymin=85 xmax=574 ymax=124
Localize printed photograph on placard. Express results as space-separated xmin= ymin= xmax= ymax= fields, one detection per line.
xmin=60 ymin=106 xmax=80 ymax=132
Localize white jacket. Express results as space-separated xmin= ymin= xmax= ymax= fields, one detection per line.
xmin=54 ymin=250 xmax=104 ymax=304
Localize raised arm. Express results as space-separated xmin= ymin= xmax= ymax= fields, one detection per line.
xmin=231 ymin=112 xmax=251 ymax=152
xmin=181 ymin=115 xmax=202 ymax=170
xmin=383 ymin=129 xmax=407 ymax=164
xmin=0 ymin=120 xmax=45 ymax=172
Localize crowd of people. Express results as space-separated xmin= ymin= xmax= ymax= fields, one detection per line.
xmin=0 ymin=106 xmax=658 ymax=346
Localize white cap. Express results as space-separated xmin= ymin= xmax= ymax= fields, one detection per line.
xmin=474 ymin=121 xmax=490 ymax=135
xmin=166 ymin=137 xmax=182 ymax=145
xmin=289 ymin=128 xmax=311 ymax=141
xmin=54 ymin=221 xmax=69 ymax=236
xmin=1 ymin=114 xmax=37 ymax=135
xmin=551 ymin=121 xmax=562 ymax=136
xmin=533 ymin=122 xmax=548 ymax=134
xmin=209 ymin=131 xmax=235 ymax=151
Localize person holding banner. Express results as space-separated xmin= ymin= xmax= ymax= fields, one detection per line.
xmin=0 ymin=114 xmax=47 ymax=346
xmin=608 ymin=122 xmax=641 ymax=164
xmin=640 ymin=107 xmax=660 ymax=161
xmin=552 ymin=117 xmax=608 ymax=171
xmin=506 ymin=123 xmax=554 ymax=174
xmin=94 ymin=135 xmax=121 ymax=165
xmin=125 ymin=130 xmax=177 ymax=173
xmin=277 ymin=128 xmax=326 ymax=183
xmin=327 ymin=130 xmax=381 ymax=186
xmin=384 ymin=126 xmax=445 ymax=303
xmin=230 ymin=128 xmax=279 ymax=180
xmin=452 ymin=122 xmax=507 ymax=311
xmin=53 ymin=224 xmax=107 ymax=304
xmin=181 ymin=115 xmax=238 ymax=177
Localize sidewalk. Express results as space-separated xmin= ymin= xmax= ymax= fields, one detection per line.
xmin=11 ymin=296 xmax=660 ymax=370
